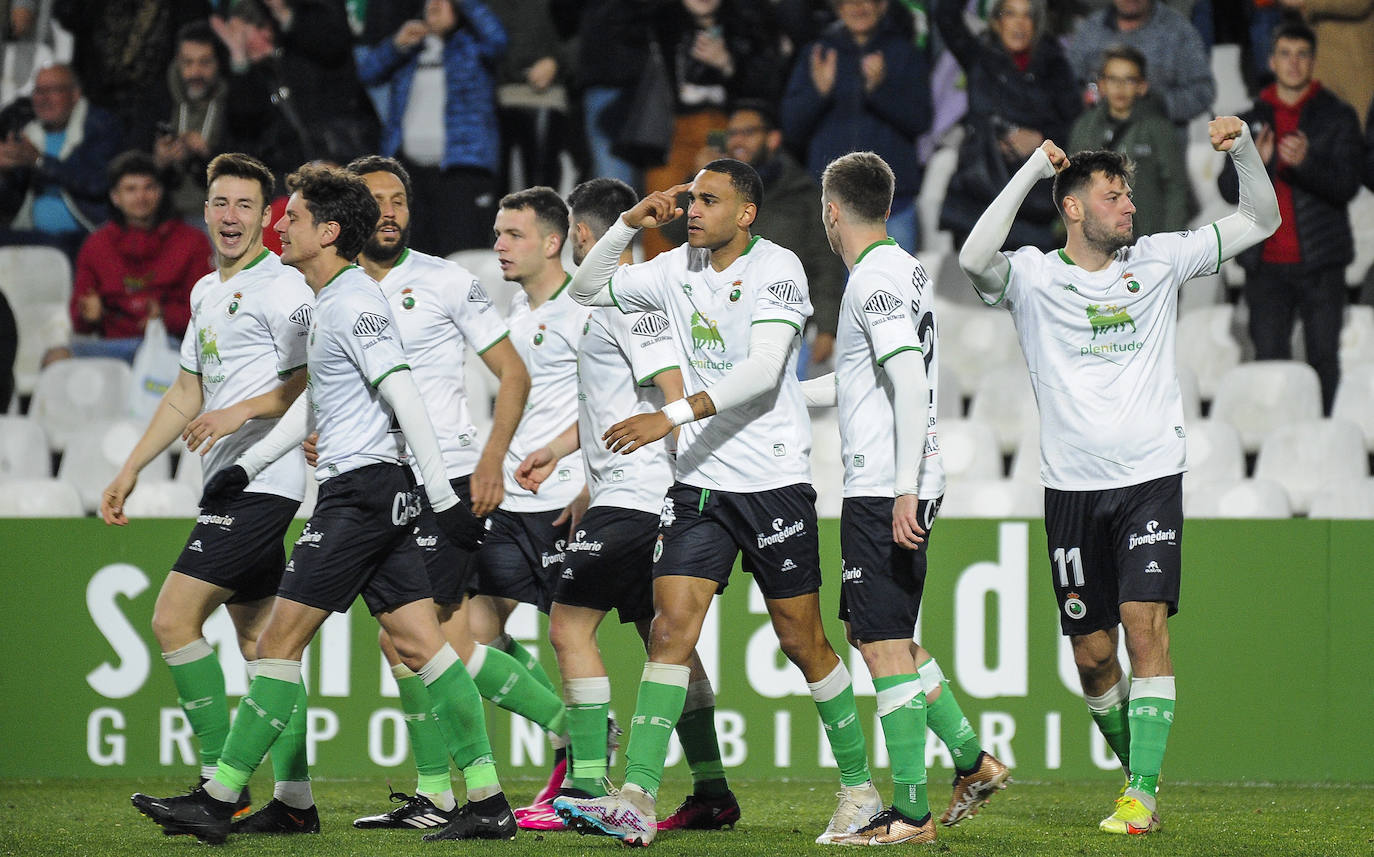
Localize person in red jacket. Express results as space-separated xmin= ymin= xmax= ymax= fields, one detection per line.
xmin=46 ymin=150 xmax=211 ymax=364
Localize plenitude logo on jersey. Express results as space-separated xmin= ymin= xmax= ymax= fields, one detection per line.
xmin=1079 ymin=302 xmax=1145 ymax=358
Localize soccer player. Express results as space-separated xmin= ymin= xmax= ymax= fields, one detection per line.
xmin=802 ymin=151 xmax=1011 ymax=845
xmin=130 ymin=165 xmax=513 ymax=845
xmin=553 ymin=160 xmax=878 ymax=846
xmin=104 ymin=152 xmax=319 ymax=833
xmin=513 ymin=177 xmax=738 ymax=833
xmin=956 ymin=118 xmax=1279 ymax=834
xmin=337 ymin=156 xmax=571 ymax=831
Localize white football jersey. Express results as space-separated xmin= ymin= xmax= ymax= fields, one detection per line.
xmin=306 ymin=265 xmax=410 ymax=480
xmin=503 ymin=278 xmax=586 ymax=512
xmin=992 ymin=228 xmax=1220 ymax=490
xmin=380 ymin=248 xmax=509 ymax=480
xmin=834 ymin=239 xmax=945 ymax=500
xmin=578 ymin=305 xmax=679 ymax=514
xmin=180 ymin=249 xmax=312 ymax=501
xmin=608 ymin=236 xmax=813 ymax=492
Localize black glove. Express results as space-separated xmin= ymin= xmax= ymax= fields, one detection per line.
xmin=435 ymin=500 xmax=485 ymax=551
xmin=200 ymin=465 xmax=249 ymax=509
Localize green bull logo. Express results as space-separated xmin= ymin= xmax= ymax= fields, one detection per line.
xmin=1086 ymin=304 xmax=1136 ymax=339
xmin=691 ymin=311 xmax=725 ymax=351
xmin=199 ymin=328 xmax=222 ymax=365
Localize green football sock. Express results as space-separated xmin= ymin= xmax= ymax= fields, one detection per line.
xmin=623 ymin=663 xmax=690 ymax=799
xmin=470 ymin=644 xmax=566 ymax=735
xmin=268 ymin=680 xmax=310 ymax=783
xmin=809 ymin=661 xmax=871 ymax=787
xmin=1127 ymin=676 xmax=1175 ymax=797
xmin=163 ymin=639 xmax=229 ymax=771
xmin=420 ymin=649 xmax=495 ymax=772
xmin=212 ymin=660 xmax=302 ymax=794
xmin=918 ymin=659 xmax=982 ymax=774
xmin=393 ymin=663 xmax=453 ymax=796
xmin=1085 ymin=673 xmax=1132 ymax=772
xmin=677 ymin=679 xmax=728 ymax=798
xmin=564 ymin=676 xmax=611 ymax=795
xmin=497 ymin=634 xmax=556 ymax=694
xmin=876 ymin=674 xmax=929 ymax=821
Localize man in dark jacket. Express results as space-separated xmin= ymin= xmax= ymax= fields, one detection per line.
xmin=1219 ymin=20 xmax=1362 ymax=416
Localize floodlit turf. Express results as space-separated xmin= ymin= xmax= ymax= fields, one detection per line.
xmin=2 ymin=775 xmax=1370 ymax=856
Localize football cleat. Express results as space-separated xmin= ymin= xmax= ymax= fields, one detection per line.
xmin=554 ymin=791 xmax=657 ymax=847
xmin=833 ymin=807 xmax=937 ymax=846
xmin=231 ymin=798 xmax=320 ymax=834
xmin=1099 ymin=795 xmax=1160 ymax=835
xmin=940 ymin=752 xmax=1011 ymax=826
xmin=421 ymin=795 xmax=518 ymax=842
xmin=131 ymin=785 xmax=235 ymax=845
xmin=815 ymin=781 xmax=883 ymax=844
xmin=353 ymin=789 xmax=454 ymax=829
xmin=657 ymin=790 xmax=741 ymax=830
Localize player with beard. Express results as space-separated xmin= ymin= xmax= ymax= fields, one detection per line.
xmin=956 ymin=119 xmax=1278 ymax=835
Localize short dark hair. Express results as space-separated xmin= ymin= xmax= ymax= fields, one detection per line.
xmin=107 ymin=149 xmax=162 ymax=190
xmin=1053 ymin=150 xmax=1136 ymax=216
xmin=1098 ymin=44 xmax=1147 ymax=79
xmin=174 ymin=20 xmax=227 ymax=68
xmin=285 ymin=164 xmax=379 ymax=261
xmin=1271 ymin=19 xmax=1316 ymax=52
xmin=499 ymin=186 xmax=569 ymax=241
xmin=728 ymin=98 xmax=779 ymax=132
xmin=567 ymin=178 xmax=637 ymax=237
xmin=821 ymin=151 xmax=894 ymax=224
xmin=700 ymin=158 xmax=764 ymax=209
xmin=206 ymin=152 xmax=274 ymax=208
xmin=345 ymin=155 xmax=413 ymax=204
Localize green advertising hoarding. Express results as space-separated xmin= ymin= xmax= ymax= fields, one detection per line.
xmin=1 ymin=518 xmax=1369 ymax=782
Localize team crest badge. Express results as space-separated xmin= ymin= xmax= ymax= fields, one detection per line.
xmin=1064 ymin=593 xmax=1087 ymax=620
xmin=226 ymin=291 xmax=242 ymax=317
xmin=401 ymin=287 xmax=416 ymax=310
xmin=1124 ymin=273 xmax=1141 ymax=293
xmin=533 ymin=323 xmax=546 ymax=346
xmin=653 ymin=534 xmax=664 ymax=563
xmin=729 ymin=280 xmax=742 ymax=302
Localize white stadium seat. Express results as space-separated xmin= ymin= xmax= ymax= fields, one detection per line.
xmin=936 ymin=359 xmax=964 ymax=420
xmin=122 ymin=482 xmax=201 ymax=518
xmin=939 ymin=306 xmax=1024 ymax=396
xmin=1176 ymin=304 xmax=1241 ymax=401
xmin=1009 ymin=420 xmax=1041 ymax=483
xmin=0 ymin=478 xmax=84 ymax=516
xmin=1254 ymin=419 xmax=1368 ymax=515
xmin=1332 ymin=362 xmax=1374 ymax=451
xmin=0 ymin=416 xmax=51 ymax=479
xmin=1183 ymin=420 xmax=1245 ymax=482
xmin=1183 ymin=477 xmax=1291 ymax=518
xmin=56 ymin=420 xmax=173 ymax=513
xmin=29 ymin=358 xmax=132 ymax=452
xmin=1339 ymin=306 xmax=1374 ymax=370
xmin=0 ymin=244 xmax=73 ymax=308
xmin=935 ymin=418 xmax=1003 ymax=481
xmin=1209 ymin=361 xmax=1323 ymax=452
xmin=967 ymin=364 xmax=1038 ymax=455
xmin=10 ymin=301 xmax=72 ymax=397
xmin=937 ymin=478 xmax=1043 ymax=518
xmin=1307 ymin=479 xmax=1374 ymax=520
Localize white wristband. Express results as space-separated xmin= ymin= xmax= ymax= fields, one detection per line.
xmin=661 ymin=399 xmax=694 ymax=427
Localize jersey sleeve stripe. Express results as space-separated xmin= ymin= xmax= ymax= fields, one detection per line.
xmin=370 ymin=364 xmax=411 ymax=388
xmin=607 ymin=277 xmax=624 ymax=312
xmin=751 ymin=318 xmax=801 ymax=332
xmin=1211 ymin=222 xmax=1222 ymax=274
xmin=636 ymin=365 xmax=679 ymax=386
xmin=277 ymin=363 xmax=307 ymax=378
xmin=476 ymin=330 xmax=509 ymax=355
xmin=875 ymin=345 xmax=922 ymax=366
xmin=180 ymin=364 xmax=201 ymax=376
xmin=976 ymin=256 xmax=1012 ymax=307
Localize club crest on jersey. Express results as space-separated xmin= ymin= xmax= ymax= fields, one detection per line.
xmin=767 ymin=280 xmax=803 ymax=304
xmin=1086 ymin=304 xmax=1136 ymax=338
xmin=1064 ymin=593 xmax=1087 ymax=620
xmin=863 ymin=290 xmax=903 ymax=316
xmin=729 ymin=280 xmax=742 ymax=302
xmin=288 ymin=304 xmax=313 ymax=327
xmin=401 ymin=287 xmax=416 ymax=310
xmin=533 ymin=323 xmax=546 ymax=346
xmin=468 ymin=280 xmax=489 ymax=303
xmin=690 ymin=311 xmax=725 ymax=351
xmin=632 ymin=313 xmax=669 ymax=338
xmin=352 ymin=312 xmax=390 ymax=337
xmin=226 ymin=291 xmax=242 ymax=317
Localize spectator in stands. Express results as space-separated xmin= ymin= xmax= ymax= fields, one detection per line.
xmin=1067 ymin=0 xmax=1215 ymax=129
xmin=1069 ymin=45 xmax=1189 ymax=237
xmin=1219 ymin=20 xmax=1362 ymax=416
xmin=1 ymin=0 xmax=56 ymax=108
xmin=356 ymin=0 xmax=506 ymax=256
xmin=1279 ymin=0 xmax=1374 ymax=130
xmin=568 ymin=0 xmax=656 ymax=190
xmin=781 ymin=0 xmax=931 ymax=253
xmin=216 ymin=0 xmax=380 ymax=186
xmin=0 ymin=63 xmax=121 ymax=259
xmin=45 ymin=151 xmax=210 ymax=365
xmin=491 ymin=0 xmax=577 ymax=195
xmin=935 ymin=0 xmax=1079 ymax=251
xmin=53 ymin=0 xmax=210 ymax=151
xmin=154 ymin=22 xmax=231 ymax=222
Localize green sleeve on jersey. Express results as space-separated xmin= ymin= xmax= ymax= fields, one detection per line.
xmin=180 ymin=364 xmax=201 ymax=376
xmin=370 ymin=364 xmax=411 ymax=388
xmin=637 ymin=365 xmax=679 ymax=386
xmin=876 ymin=345 xmax=922 ymax=366
xmin=976 ymin=260 xmax=1012 ymax=307
xmin=607 ymin=277 xmax=624 ymax=312
xmin=1211 ymin=222 xmax=1222 ymax=274
xmin=277 ymin=363 xmax=307 ymax=378
xmin=751 ymin=318 xmax=801 ymax=333
xmin=476 ymin=330 xmax=509 ymax=355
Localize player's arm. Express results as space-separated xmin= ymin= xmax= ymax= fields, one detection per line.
xmin=883 ymin=349 xmax=929 ymax=549
xmin=958 ymin=141 xmax=1070 ymax=304
xmin=651 ymin=366 xmax=686 ymax=450
xmin=568 ymin=183 xmax=691 ymax=308
xmin=473 ymin=336 xmax=530 ymax=515
xmin=200 ymin=392 xmax=312 ymax=506
xmin=800 ymin=372 xmax=838 ymax=408
xmin=101 ymin=368 xmax=203 ymax=525
xmin=603 ymin=321 xmax=794 ymax=453
xmin=515 ymin=419 xmax=579 ymax=493
xmin=1208 ymin=117 xmax=1281 ymax=264
xmin=183 ymin=367 xmax=308 ymax=455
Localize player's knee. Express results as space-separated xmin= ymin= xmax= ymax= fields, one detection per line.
xmin=646 ymin=613 xmax=699 ymax=663
xmin=149 ymin=607 xmax=197 ymax=651
xmin=776 ymin=624 xmax=831 ymax=671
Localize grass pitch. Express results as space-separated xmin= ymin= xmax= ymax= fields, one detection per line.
xmin=2 ymin=774 xmax=1370 ymax=856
